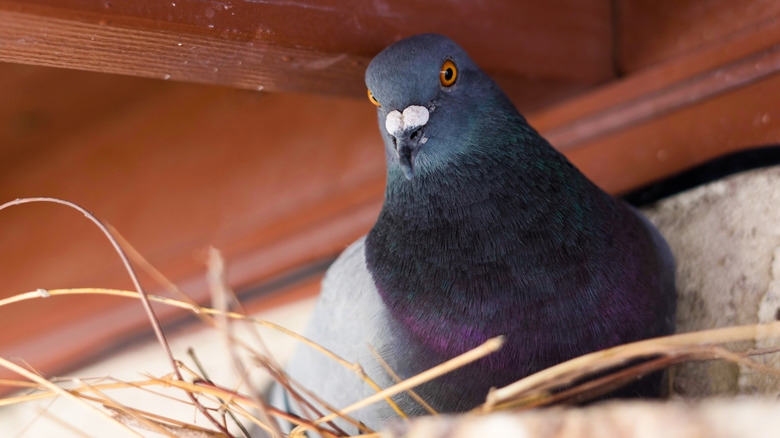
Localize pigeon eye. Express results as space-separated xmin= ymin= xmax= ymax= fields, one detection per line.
xmin=440 ymin=60 xmax=457 ymax=87
xmin=367 ymin=89 xmax=381 ymax=107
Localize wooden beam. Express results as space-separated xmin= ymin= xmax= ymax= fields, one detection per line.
xmin=0 ymin=0 xmax=614 ymax=110
xmin=615 ymin=0 xmax=780 ymax=73
xmin=531 ymin=14 xmax=780 ymax=192
xmin=534 ymin=13 xmax=780 ymax=136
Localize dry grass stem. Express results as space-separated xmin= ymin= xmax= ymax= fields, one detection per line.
xmin=105 ymin=406 xmax=226 ymax=438
xmin=76 ymin=379 xmax=180 ymax=438
xmin=0 ymin=197 xmax=233 ymax=436
xmin=0 ymin=357 xmax=142 ymax=437
xmin=207 ymin=247 xmax=281 ymax=438
xmin=0 ymin=378 xmax=39 ymax=390
xmin=278 ymin=373 xmax=370 ymax=433
xmin=0 ymin=286 xmax=396 ymax=432
xmin=367 ymin=344 xmax=438 ymax=416
xmin=108 ymin=224 xmax=216 ymax=328
xmin=187 ymin=349 xmax=254 ymax=438
xmin=0 ymin=287 xmax=345 ymax=368
xmin=0 ymin=378 xmax=184 ymax=408
xmin=484 ymin=320 xmax=780 ymax=409
xmin=314 ymin=336 xmax=505 ymax=426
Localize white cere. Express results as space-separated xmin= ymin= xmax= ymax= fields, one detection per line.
xmin=384 ymin=105 xmax=429 ymax=137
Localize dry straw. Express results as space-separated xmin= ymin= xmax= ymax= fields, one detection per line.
xmin=2 ymin=197 xmax=780 ymax=437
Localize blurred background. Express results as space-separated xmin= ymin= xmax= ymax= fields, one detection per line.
xmin=1 ymin=1 xmax=780 ymax=433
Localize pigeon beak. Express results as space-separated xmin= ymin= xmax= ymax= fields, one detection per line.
xmin=397 ymin=141 xmax=415 ymax=180
xmin=385 ymin=105 xmax=430 ymax=180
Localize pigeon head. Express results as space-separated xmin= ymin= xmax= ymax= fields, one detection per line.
xmin=365 ymin=34 xmax=518 ymax=180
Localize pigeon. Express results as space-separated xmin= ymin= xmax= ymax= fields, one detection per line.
xmin=271 ymin=33 xmax=676 ymax=433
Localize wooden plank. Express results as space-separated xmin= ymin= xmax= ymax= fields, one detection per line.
xmin=0 ymin=0 xmax=614 ymax=110
xmin=566 ymin=72 xmax=780 ymax=194
xmin=541 ymin=43 xmax=780 ymax=152
xmin=533 ymin=13 xmax=780 ymax=135
xmin=0 ymin=64 xmax=169 ymax=163
xmin=616 ymin=0 xmax=780 ymax=73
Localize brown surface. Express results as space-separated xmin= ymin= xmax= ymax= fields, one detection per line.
xmin=616 ymin=0 xmax=780 ymax=73
xmin=2 ymin=0 xmax=780 ymax=392
xmin=534 ymin=13 xmax=780 ymax=139
xmin=535 ymin=18 xmax=780 ymax=193
xmin=0 ymin=77 xmax=384 ymax=334
xmin=567 ymin=72 xmax=780 ymax=194
xmin=0 ymin=0 xmax=614 ymax=111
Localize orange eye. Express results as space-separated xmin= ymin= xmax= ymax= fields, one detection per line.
xmin=367 ymin=89 xmax=381 ymax=107
xmin=440 ymin=60 xmax=457 ymax=87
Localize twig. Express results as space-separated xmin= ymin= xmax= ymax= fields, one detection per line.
xmin=484 ymin=321 xmax=780 ymax=409
xmin=76 ymin=379 xmax=179 ymax=438
xmin=108 ymin=224 xmax=215 ymax=328
xmin=113 ymin=224 xmax=325 ymax=434
xmin=313 ymin=336 xmax=505 ymax=426
xmin=106 ymin=406 xmax=225 ymax=438
xmin=0 ymin=357 xmax=142 ymax=437
xmin=274 ymin=370 xmax=369 ymax=434
xmin=0 ymin=378 xmax=175 ymax=407
xmin=206 ymin=247 xmax=282 ymax=438
xmin=0 ymin=197 xmax=233 ymax=437
xmin=158 ymin=378 xmax=342 ymax=437
xmin=0 ymin=286 xmax=390 ymax=430
xmin=114 ymin=225 xmax=323 ymax=435
xmin=0 ymin=378 xmax=40 ymax=390
xmin=187 ymin=348 xmax=253 ymax=438
xmin=0 ymin=288 xmax=341 ymax=371
xmin=367 ymin=344 xmax=437 ymax=416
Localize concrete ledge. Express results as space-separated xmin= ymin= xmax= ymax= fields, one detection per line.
xmin=643 ymin=166 xmax=780 ymax=396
